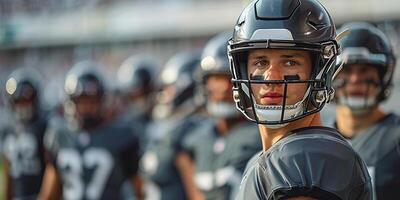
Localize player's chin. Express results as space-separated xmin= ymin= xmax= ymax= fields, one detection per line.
xmin=259 ymin=98 xmax=284 ymax=105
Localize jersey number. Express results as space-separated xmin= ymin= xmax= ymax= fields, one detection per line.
xmin=57 ymin=148 xmax=113 ymax=200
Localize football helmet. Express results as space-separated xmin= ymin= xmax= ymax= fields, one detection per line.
xmin=5 ymin=67 xmax=42 ymax=123
xmin=152 ymin=50 xmax=201 ymax=119
xmin=117 ymin=55 xmax=158 ymax=96
xmin=200 ymin=32 xmax=239 ymax=118
xmin=334 ymin=22 xmax=396 ymax=111
xmin=117 ymin=55 xmax=158 ymax=116
xmin=228 ymin=0 xmax=341 ymax=126
xmin=63 ymin=61 xmax=107 ymax=130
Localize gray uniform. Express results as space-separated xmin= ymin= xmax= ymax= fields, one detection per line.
xmin=141 ymin=115 xmax=205 ymax=200
xmin=44 ymin=118 xmax=140 ymax=200
xmin=0 ymin=115 xmax=47 ymax=200
xmin=235 ymin=127 xmax=372 ymax=200
xmin=182 ymin=120 xmax=261 ymax=200
xmin=347 ymin=113 xmax=400 ymax=200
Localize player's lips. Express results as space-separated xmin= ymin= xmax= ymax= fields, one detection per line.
xmin=260 ymin=92 xmax=284 ymax=104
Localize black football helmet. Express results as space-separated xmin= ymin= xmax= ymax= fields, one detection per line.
xmin=5 ymin=67 xmax=42 ymax=123
xmin=228 ymin=0 xmax=341 ymax=126
xmin=199 ymin=32 xmax=241 ymax=118
xmin=63 ymin=61 xmax=107 ymax=130
xmin=334 ymin=22 xmax=396 ymax=110
xmin=200 ymin=31 xmax=232 ymax=79
xmin=117 ymin=55 xmax=158 ymax=117
xmin=152 ymin=50 xmax=201 ymax=119
xmin=117 ymin=55 xmax=158 ymax=96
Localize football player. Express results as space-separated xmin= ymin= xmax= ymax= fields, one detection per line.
xmin=227 ymin=0 xmax=372 ymax=199
xmin=333 ymin=22 xmax=400 ymax=199
xmin=38 ymin=61 xmax=143 ymax=200
xmin=1 ymin=68 xmax=48 ymax=200
xmin=116 ymin=55 xmax=158 ymax=128
xmin=176 ymin=32 xmax=262 ymax=200
xmin=140 ymin=50 xmax=202 ymax=200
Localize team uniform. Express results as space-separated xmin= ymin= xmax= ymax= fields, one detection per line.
xmin=44 ymin=117 xmax=140 ymax=200
xmin=182 ymin=120 xmax=261 ymax=200
xmin=0 ymin=115 xmax=47 ymax=199
xmin=236 ymin=127 xmax=372 ymax=200
xmin=336 ymin=113 xmax=400 ymax=199
xmin=141 ymin=115 xmax=204 ymax=200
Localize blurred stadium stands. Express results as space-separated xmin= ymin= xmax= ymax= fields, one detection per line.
xmin=0 ymin=0 xmax=399 ymax=120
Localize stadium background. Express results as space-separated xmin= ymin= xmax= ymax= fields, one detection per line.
xmin=0 ymin=0 xmax=399 ymax=197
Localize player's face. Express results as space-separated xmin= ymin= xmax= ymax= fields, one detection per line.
xmin=335 ymin=64 xmax=380 ymax=99
xmin=74 ymin=95 xmax=102 ymax=117
xmin=247 ymin=49 xmax=312 ymax=106
xmin=206 ymin=74 xmax=233 ymax=103
xmin=157 ymin=85 xmax=176 ymax=105
xmin=12 ymin=98 xmax=35 ymax=121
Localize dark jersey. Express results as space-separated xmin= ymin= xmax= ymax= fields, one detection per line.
xmin=44 ymin=118 xmax=140 ymax=200
xmin=140 ymin=114 xmax=205 ymax=200
xmin=347 ymin=113 xmax=400 ymax=200
xmin=0 ymin=115 xmax=47 ymax=199
xmin=235 ymin=127 xmax=372 ymax=200
xmin=182 ymin=120 xmax=261 ymax=200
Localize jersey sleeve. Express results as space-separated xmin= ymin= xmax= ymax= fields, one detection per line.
xmin=180 ymin=130 xmax=198 ymax=159
xmin=171 ymin=117 xmax=198 ymax=153
xmin=235 ymin=159 xmax=266 ymax=200
xmin=43 ymin=122 xmax=60 ymax=164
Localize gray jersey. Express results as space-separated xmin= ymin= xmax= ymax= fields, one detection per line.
xmin=235 ymin=127 xmax=372 ymax=200
xmin=44 ymin=118 xmax=140 ymax=200
xmin=0 ymin=115 xmax=47 ymax=200
xmin=141 ymin=115 xmax=206 ymax=200
xmin=182 ymin=120 xmax=261 ymax=200
xmin=349 ymin=113 xmax=400 ymax=200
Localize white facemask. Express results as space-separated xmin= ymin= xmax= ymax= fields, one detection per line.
xmin=240 ymin=82 xmax=311 ymax=129
xmin=206 ymin=101 xmax=240 ymax=119
xmin=338 ymin=96 xmax=376 ymax=114
xmin=152 ymin=103 xmax=172 ymax=120
xmin=254 ymin=101 xmax=304 ymax=129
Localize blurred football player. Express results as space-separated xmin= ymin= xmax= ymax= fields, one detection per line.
xmin=140 ymin=50 xmax=202 ymax=200
xmin=116 ymin=55 xmax=159 ymax=200
xmin=176 ymin=32 xmax=262 ymax=200
xmin=227 ymin=0 xmax=372 ymax=199
xmin=333 ymin=22 xmax=400 ymax=199
xmin=1 ymin=68 xmax=48 ymax=200
xmin=117 ymin=55 xmax=158 ymax=127
xmin=38 ymin=61 xmax=143 ymax=200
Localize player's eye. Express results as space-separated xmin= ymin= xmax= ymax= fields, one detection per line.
xmin=254 ymin=59 xmax=269 ymax=68
xmin=283 ymin=60 xmax=300 ymax=67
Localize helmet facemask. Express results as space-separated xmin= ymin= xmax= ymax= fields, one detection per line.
xmin=334 ymin=48 xmax=387 ymax=114
xmin=229 ymin=39 xmax=339 ymax=126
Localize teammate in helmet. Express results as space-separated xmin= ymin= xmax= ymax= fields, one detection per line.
xmin=140 ymin=50 xmax=203 ymax=200
xmin=117 ymin=55 xmax=158 ymax=126
xmin=38 ymin=61 xmax=143 ymax=200
xmin=227 ymin=0 xmax=372 ymax=199
xmin=333 ymin=22 xmax=400 ymax=199
xmin=1 ymin=67 xmax=48 ymax=200
xmin=176 ymin=32 xmax=262 ymax=200
xmin=116 ymin=55 xmax=159 ymax=200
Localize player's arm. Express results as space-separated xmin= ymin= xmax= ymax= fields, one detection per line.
xmin=38 ymin=162 xmax=62 ymax=200
xmin=2 ymin=157 xmax=12 ymax=200
xmin=129 ymin=174 xmax=144 ymax=200
xmin=175 ymin=151 xmax=205 ymax=200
